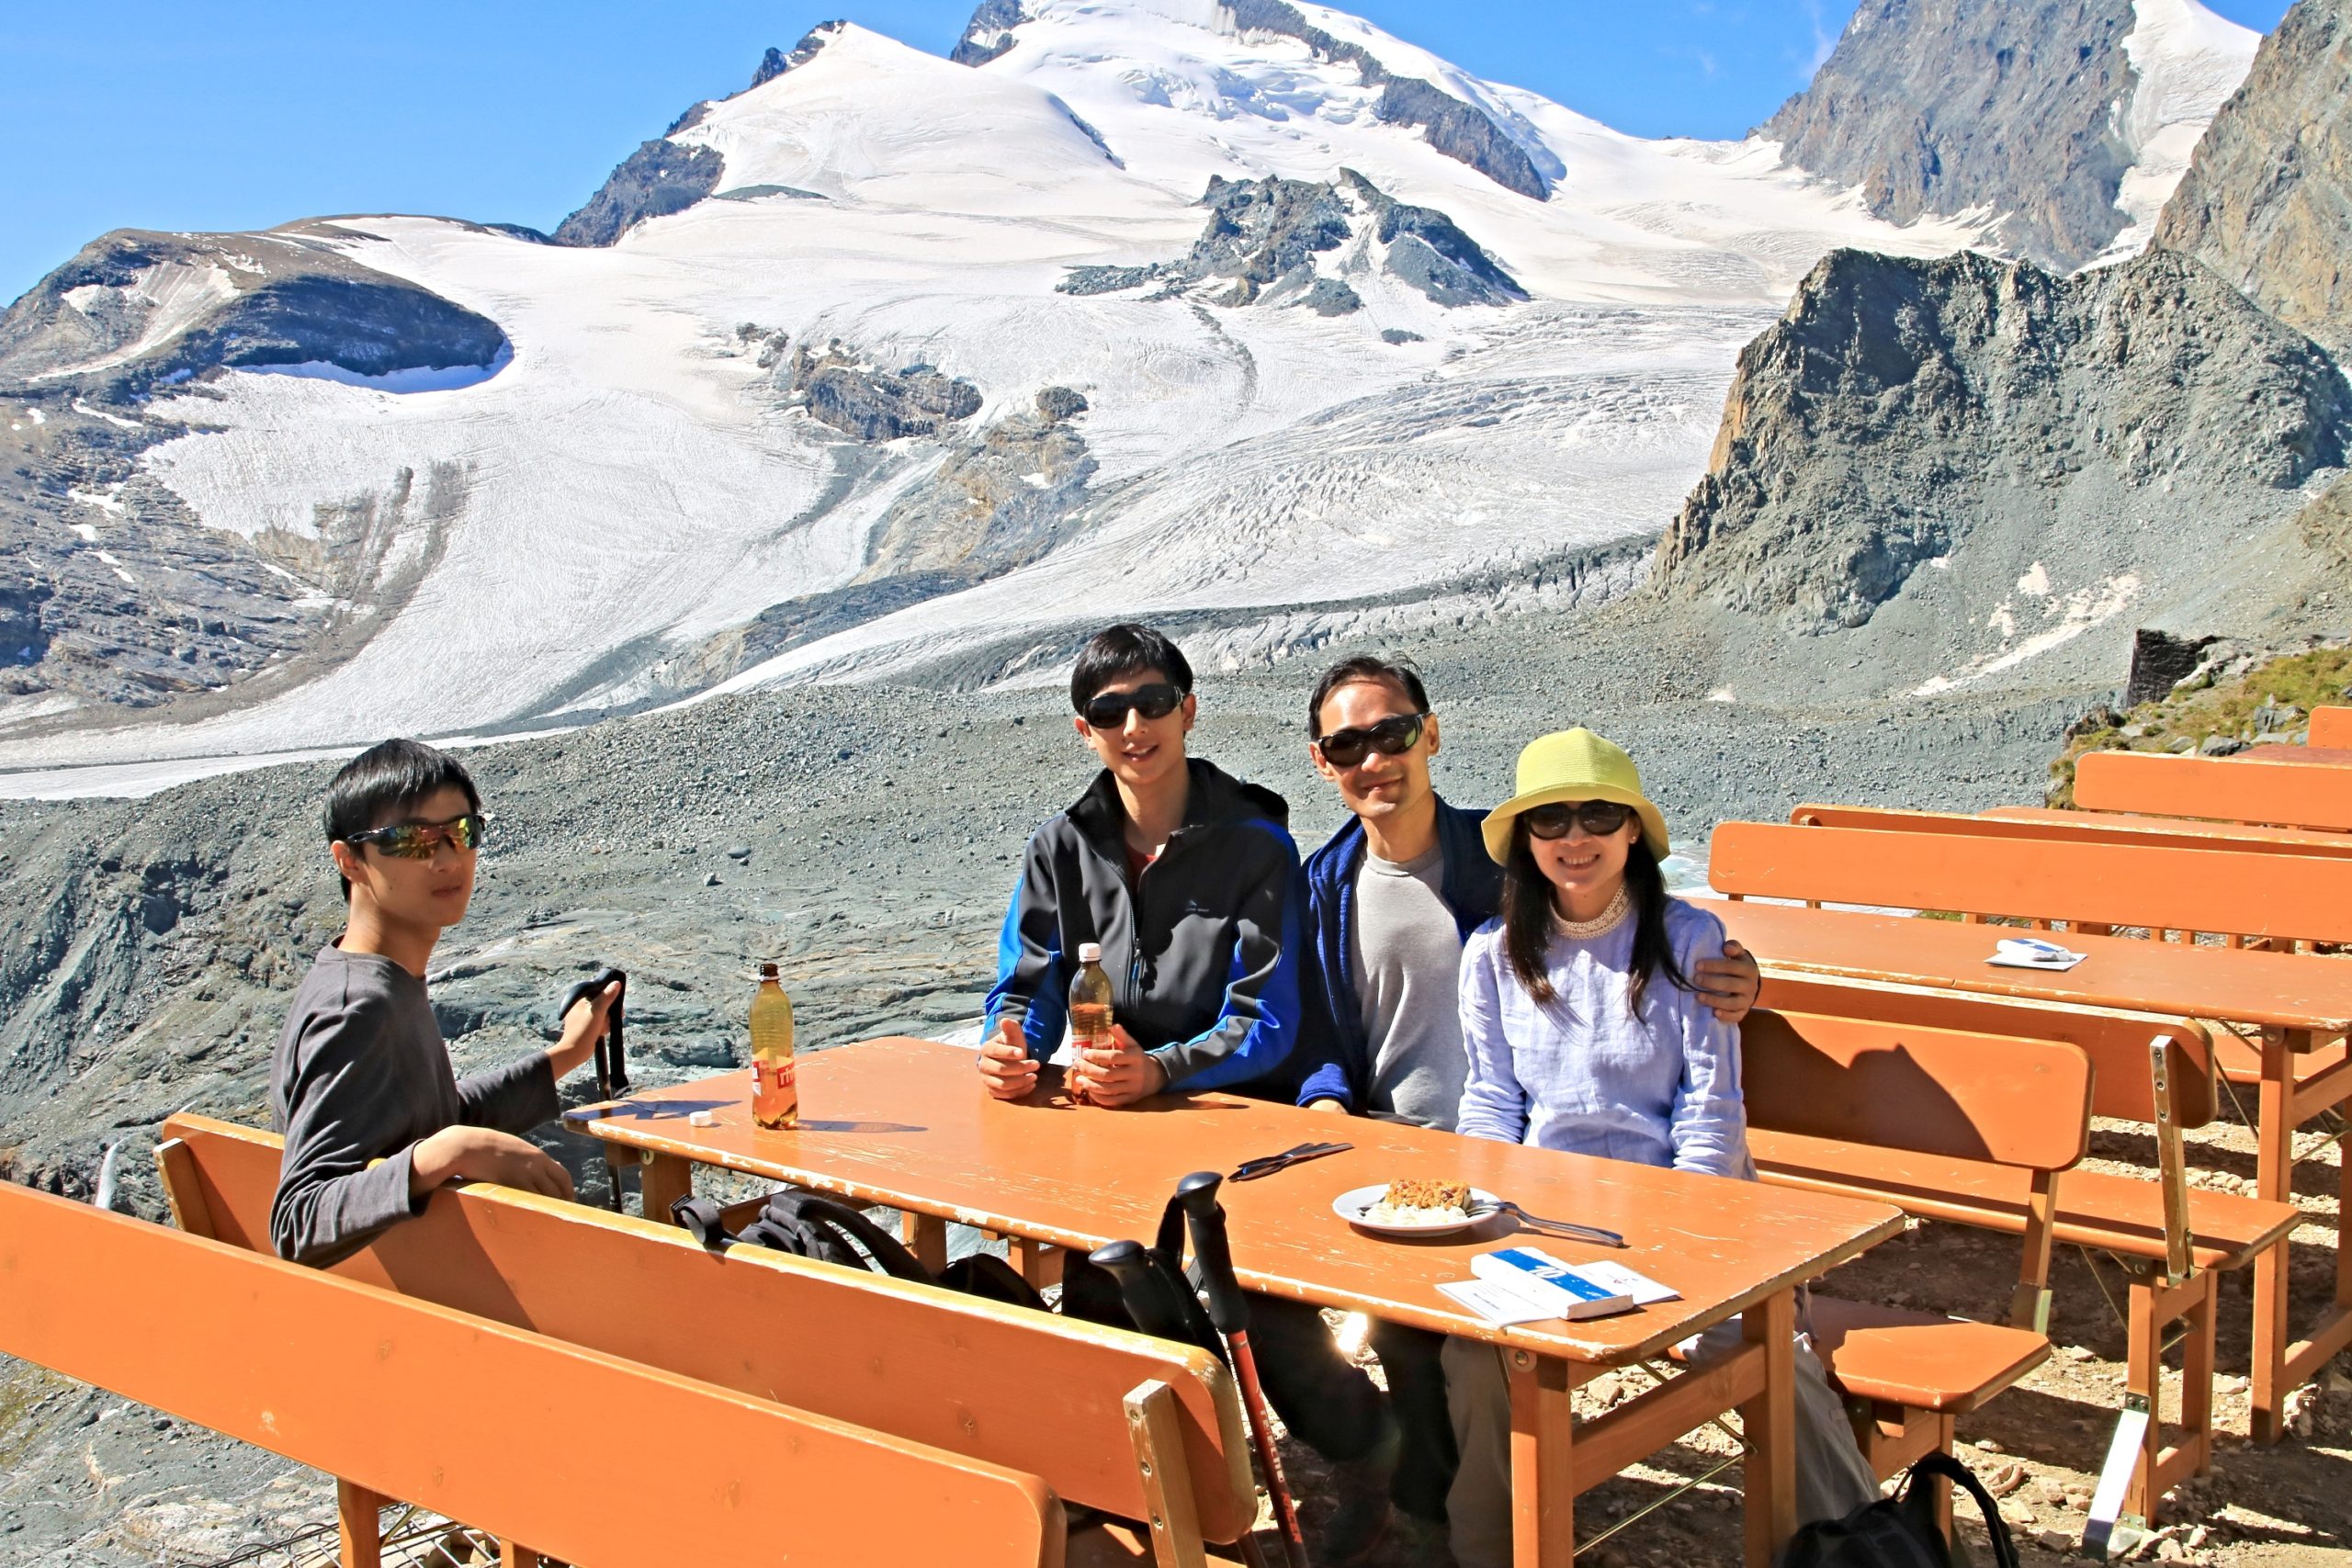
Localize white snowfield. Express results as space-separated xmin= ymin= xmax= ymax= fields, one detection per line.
xmin=0 ymin=0 xmax=2259 ymax=794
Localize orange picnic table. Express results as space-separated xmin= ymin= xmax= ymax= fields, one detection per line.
xmin=1973 ymin=805 xmax=2352 ymax=856
xmin=570 ymin=1036 xmax=1904 ymax=1568
xmin=1714 ymin=897 xmax=2352 ymax=1438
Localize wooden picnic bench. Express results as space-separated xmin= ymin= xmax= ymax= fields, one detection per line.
xmin=0 ymin=1179 xmax=1062 ymax=1568
xmin=568 ymin=1036 xmax=1910 ymax=1568
xmin=1741 ymin=990 xmax=2301 ymax=1517
xmin=2073 ymin=749 xmax=2352 ymax=832
xmin=157 ymin=1112 xmax=1258 ymax=1568
xmin=1792 ymin=802 xmax=2352 ymax=860
xmin=1712 ymin=819 xmax=2351 ymax=1444
xmin=2310 ymin=707 xmax=2352 ymax=750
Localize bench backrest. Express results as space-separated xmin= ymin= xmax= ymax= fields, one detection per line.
xmin=1755 ymin=973 xmax=2215 ymax=1125
xmin=2314 ymin=707 xmax=2352 ymax=750
xmin=160 ymin=1113 xmax=1252 ymax=1543
xmin=1795 ymin=802 xmax=2352 ymax=860
xmin=0 ymin=1180 xmax=1059 ymax=1568
xmin=1710 ymin=819 xmax=2352 ymax=945
xmin=1739 ymin=1010 xmax=2093 ymax=1172
xmin=2075 ymin=749 xmax=2352 ymax=832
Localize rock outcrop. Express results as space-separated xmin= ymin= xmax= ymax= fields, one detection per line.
xmin=1759 ymin=0 xmax=2141 ymax=271
xmin=0 ymin=227 xmax=506 ymax=394
xmin=554 ymin=28 xmax=846 ymax=247
xmin=1059 ymin=169 xmax=1522 ymax=311
xmin=952 ymin=0 xmax=1027 ymax=65
xmin=781 ymin=343 xmax=984 ymax=442
xmin=1654 ymin=247 xmax=2351 ymax=635
xmin=2154 ymin=0 xmax=2352 ymax=356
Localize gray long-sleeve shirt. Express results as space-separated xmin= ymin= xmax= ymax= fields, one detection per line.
xmin=269 ymin=944 xmax=559 ymax=1267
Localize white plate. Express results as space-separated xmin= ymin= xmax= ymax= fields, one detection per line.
xmin=1333 ymin=1184 xmax=1500 ymax=1238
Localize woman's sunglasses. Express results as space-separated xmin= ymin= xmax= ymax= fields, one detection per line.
xmin=1080 ymin=682 xmax=1185 ymax=730
xmin=1315 ymin=712 xmax=1428 ymax=769
xmin=1522 ymin=801 xmax=1635 ymax=840
xmin=345 ymin=813 xmax=489 ymax=859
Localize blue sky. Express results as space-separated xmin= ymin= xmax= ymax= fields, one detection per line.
xmin=0 ymin=0 xmax=2290 ymax=305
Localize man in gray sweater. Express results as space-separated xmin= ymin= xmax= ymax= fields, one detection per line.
xmin=269 ymin=739 xmax=619 ymax=1266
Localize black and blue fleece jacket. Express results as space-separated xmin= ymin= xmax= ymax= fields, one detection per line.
xmin=1288 ymin=795 xmax=1501 ymax=1111
xmin=984 ymin=758 xmax=1302 ymax=1092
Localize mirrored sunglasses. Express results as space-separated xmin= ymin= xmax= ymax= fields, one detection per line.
xmin=345 ymin=812 xmax=489 ymax=859
xmin=1080 ymin=682 xmax=1184 ymax=730
xmin=1315 ymin=712 xmax=1427 ymax=769
xmin=1522 ymin=800 xmax=1635 ymax=840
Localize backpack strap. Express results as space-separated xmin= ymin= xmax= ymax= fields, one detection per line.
xmin=670 ymin=1196 xmax=732 ymax=1250
xmin=751 ymin=1190 xmax=938 ymax=1284
xmin=1901 ymin=1453 xmax=2020 ymax=1568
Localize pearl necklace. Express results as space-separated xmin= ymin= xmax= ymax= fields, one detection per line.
xmin=1554 ymin=885 xmax=1632 ymax=940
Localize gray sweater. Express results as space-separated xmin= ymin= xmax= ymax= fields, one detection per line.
xmin=269 ymin=944 xmax=559 ymax=1267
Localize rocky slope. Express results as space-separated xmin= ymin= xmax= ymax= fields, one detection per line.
xmin=0 ymin=226 xmax=507 ymax=716
xmin=2154 ymin=0 xmax=2352 ymax=356
xmin=1059 ymin=168 xmax=1523 ymax=312
xmin=1651 ymin=246 xmax=2350 ymax=686
xmin=1759 ymin=0 xmax=2254 ymax=271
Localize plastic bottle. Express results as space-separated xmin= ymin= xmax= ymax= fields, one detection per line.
xmin=751 ymin=962 xmax=798 ymax=1130
xmin=1068 ymin=942 xmax=1114 ymax=1103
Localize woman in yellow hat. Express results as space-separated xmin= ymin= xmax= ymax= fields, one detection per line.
xmin=1440 ymin=728 xmax=1878 ymax=1568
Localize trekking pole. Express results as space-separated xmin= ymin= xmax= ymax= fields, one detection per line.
xmin=1176 ymin=1170 xmax=1307 ymax=1568
xmin=563 ymin=968 xmax=628 ymax=1213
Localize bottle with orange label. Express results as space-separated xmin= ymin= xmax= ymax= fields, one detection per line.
xmin=750 ymin=962 xmax=798 ymax=1130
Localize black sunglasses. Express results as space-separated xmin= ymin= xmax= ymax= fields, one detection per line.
xmin=1522 ymin=801 xmax=1635 ymax=840
xmin=1080 ymin=682 xmax=1185 ymax=730
xmin=345 ymin=812 xmax=489 ymax=859
xmin=1315 ymin=712 xmax=1427 ymax=769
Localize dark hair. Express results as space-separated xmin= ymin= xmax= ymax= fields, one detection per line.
xmin=1306 ymin=654 xmax=1430 ymax=739
xmin=323 ymin=739 xmax=481 ymax=899
xmin=1499 ymin=818 xmax=1690 ymax=1016
xmin=1069 ymin=623 xmax=1193 ymax=712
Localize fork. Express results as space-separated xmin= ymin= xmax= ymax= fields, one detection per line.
xmin=1468 ymin=1198 xmax=1626 ymax=1249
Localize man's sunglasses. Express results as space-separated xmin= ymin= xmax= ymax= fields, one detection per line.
xmin=1080 ymin=682 xmax=1185 ymax=730
xmin=345 ymin=813 xmax=489 ymax=859
xmin=1522 ymin=800 xmax=1635 ymax=840
xmin=1316 ymin=712 xmax=1427 ymax=769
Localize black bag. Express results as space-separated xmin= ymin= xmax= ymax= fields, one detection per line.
xmin=1775 ymin=1452 xmax=2020 ymax=1568
xmin=673 ymin=1190 xmax=1050 ymax=1310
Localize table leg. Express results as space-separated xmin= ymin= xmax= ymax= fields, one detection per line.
xmin=904 ymin=1212 xmax=950 ymax=1274
xmin=1507 ymin=1349 xmax=1577 ymax=1568
xmin=336 ymin=1478 xmax=385 ymax=1568
xmin=1011 ymin=1235 xmax=1063 ymax=1290
xmin=639 ymin=1154 xmax=694 ymax=1227
xmin=2251 ymin=1032 xmax=2293 ymax=1444
xmin=1740 ymin=1291 xmax=1797 ymax=1568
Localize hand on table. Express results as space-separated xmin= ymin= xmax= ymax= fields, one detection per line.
xmin=978 ymin=1017 xmax=1042 ymax=1100
xmin=411 ymin=1125 xmax=574 ymax=1201
xmin=1306 ymin=1098 xmax=1349 ymax=1115
xmin=1071 ymin=1024 xmax=1166 ymax=1108
xmin=1694 ymin=939 xmax=1760 ymax=1024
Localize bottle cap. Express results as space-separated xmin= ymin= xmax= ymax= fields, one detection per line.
xmin=758 ymin=961 xmax=779 ymax=978
xmin=1078 ymin=942 xmax=1102 ymax=964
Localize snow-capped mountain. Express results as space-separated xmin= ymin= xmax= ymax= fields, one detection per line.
xmin=0 ymin=0 xmax=2261 ymax=785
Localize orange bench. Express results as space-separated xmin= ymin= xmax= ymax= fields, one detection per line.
xmin=0 ymin=1180 xmax=1060 ymax=1568
xmin=158 ymin=1113 xmax=1257 ymax=1567
xmin=2312 ymin=707 xmax=2352 ymax=749
xmin=1739 ymin=1008 xmax=2245 ymax=1520
xmin=1792 ymin=802 xmax=2352 ymax=860
xmin=1714 ymin=818 xmax=2345 ymax=1446
xmin=2074 ymin=749 xmax=2352 ymax=833
xmin=1752 ymin=981 xmax=2301 ymax=1510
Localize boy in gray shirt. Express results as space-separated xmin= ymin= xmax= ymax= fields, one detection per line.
xmin=269 ymin=739 xmax=618 ymax=1266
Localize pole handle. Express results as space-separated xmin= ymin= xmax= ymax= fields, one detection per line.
xmin=1176 ymin=1171 xmax=1250 ymax=1334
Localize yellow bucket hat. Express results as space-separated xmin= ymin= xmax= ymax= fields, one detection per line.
xmin=1481 ymin=728 xmax=1670 ymax=865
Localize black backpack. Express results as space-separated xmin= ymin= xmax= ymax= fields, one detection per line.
xmin=670 ymin=1188 xmax=1219 ymax=1349
xmin=1776 ymin=1453 xmax=2019 ymax=1568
